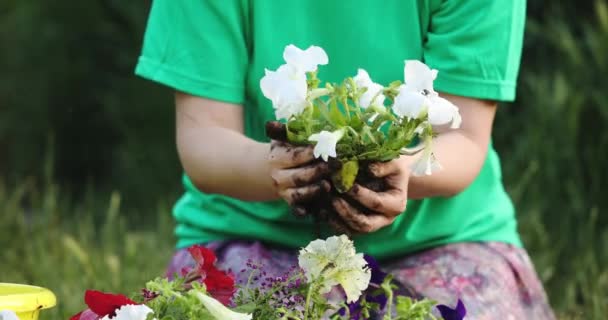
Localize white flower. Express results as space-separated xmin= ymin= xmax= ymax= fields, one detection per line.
xmin=195 ymin=292 xmax=252 ymax=320
xmin=298 ymin=235 xmax=371 ymax=303
xmin=404 ymin=60 xmax=438 ymax=94
xmin=260 ymin=64 xmax=308 ymax=120
xmin=393 ymin=60 xmax=462 ymax=128
xmin=283 ymin=44 xmax=328 ymax=73
xmin=0 ymin=310 xmax=18 ymax=320
xmin=392 ymin=85 xmax=429 ymax=119
xmin=427 ymin=95 xmax=462 ymax=129
xmin=353 ymin=69 xmax=386 ymax=109
xmin=308 ymin=129 xmax=345 ymax=162
xmin=411 ymin=144 xmax=443 ymax=176
xmin=100 ymin=304 xmax=155 ymax=320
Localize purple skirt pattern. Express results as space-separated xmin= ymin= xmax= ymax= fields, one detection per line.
xmin=166 ymin=241 xmax=555 ymax=320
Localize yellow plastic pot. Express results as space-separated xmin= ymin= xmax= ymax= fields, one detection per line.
xmin=0 ymin=283 xmax=56 ymax=320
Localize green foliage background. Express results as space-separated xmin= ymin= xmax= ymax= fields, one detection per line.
xmin=0 ymin=1 xmax=607 ymax=319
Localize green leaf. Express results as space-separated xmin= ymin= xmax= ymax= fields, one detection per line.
xmin=331 ymin=160 xmax=359 ymax=193
xmin=329 ymin=99 xmax=347 ymax=126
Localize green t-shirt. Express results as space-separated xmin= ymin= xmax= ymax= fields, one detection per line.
xmin=135 ymin=0 xmax=526 ymax=260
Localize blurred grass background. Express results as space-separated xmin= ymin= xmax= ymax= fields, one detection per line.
xmin=0 ymin=1 xmax=607 ymax=319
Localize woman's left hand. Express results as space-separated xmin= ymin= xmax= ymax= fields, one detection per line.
xmin=330 ymin=156 xmax=411 ymax=234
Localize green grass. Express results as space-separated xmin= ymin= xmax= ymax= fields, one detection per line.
xmin=0 ymin=179 xmax=175 ymax=319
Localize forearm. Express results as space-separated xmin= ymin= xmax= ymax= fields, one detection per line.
xmin=177 ymin=126 xmax=279 ymax=202
xmin=406 ymin=129 xmax=488 ymax=199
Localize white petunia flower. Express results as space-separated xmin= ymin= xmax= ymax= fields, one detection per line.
xmin=394 ymin=60 xmax=462 ymax=128
xmin=392 ymin=85 xmax=429 ymax=119
xmin=283 ymin=44 xmax=328 ymax=73
xmin=428 ymin=95 xmax=462 ymax=129
xmin=410 ymin=144 xmax=443 ymax=176
xmin=260 ymin=64 xmax=308 ymax=120
xmin=404 ymin=60 xmax=438 ymax=95
xmin=100 ymin=304 xmax=155 ymax=320
xmin=195 ymin=292 xmax=252 ymax=320
xmin=0 ymin=310 xmax=19 ymax=320
xmin=308 ymin=129 xmax=345 ymax=162
xmin=298 ymin=235 xmax=371 ymax=303
xmin=353 ymin=69 xmax=386 ymax=109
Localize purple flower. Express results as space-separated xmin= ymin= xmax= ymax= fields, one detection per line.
xmin=339 ymin=302 xmax=363 ymax=320
xmin=364 ymin=254 xmax=388 ymax=286
xmin=437 ymin=299 xmax=466 ymax=320
xmin=338 ymin=254 xmax=389 ymax=318
xmin=363 ymin=254 xmax=388 ymax=309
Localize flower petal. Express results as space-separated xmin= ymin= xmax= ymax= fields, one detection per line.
xmin=260 ymin=64 xmax=308 ymax=120
xmin=411 ymin=150 xmax=442 ymax=176
xmin=354 ymin=69 xmax=385 ymax=109
xmin=298 ymin=235 xmax=371 ymax=303
xmin=404 ymin=60 xmax=437 ymax=93
xmin=188 ymin=245 xmax=216 ymax=269
xmin=102 ymin=305 xmax=154 ymax=320
xmin=436 ymin=299 xmax=467 ymax=320
xmin=393 ymin=85 xmax=428 ymax=119
xmin=427 ymin=96 xmax=461 ymax=127
xmin=283 ymin=44 xmax=328 ymax=73
xmin=84 ymin=290 xmax=136 ymax=318
xmin=307 ymin=130 xmax=343 ymax=162
xmin=196 ymin=292 xmax=252 ymax=320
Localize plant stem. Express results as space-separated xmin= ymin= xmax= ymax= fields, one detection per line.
xmin=383 ymin=288 xmax=394 ymax=320
xmin=303 ymin=282 xmax=316 ymax=320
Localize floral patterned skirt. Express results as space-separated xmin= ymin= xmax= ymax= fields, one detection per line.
xmin=167 ymin=241 xmax=555 ymax=320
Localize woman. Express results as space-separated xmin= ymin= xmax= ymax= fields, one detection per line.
xmin=135 ymin=1 xmax=554 ymax=318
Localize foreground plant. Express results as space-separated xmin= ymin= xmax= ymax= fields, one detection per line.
xmin=70 ymin=235 xmax=464 ymax=319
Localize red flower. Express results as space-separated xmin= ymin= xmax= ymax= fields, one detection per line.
xmin=187 ymin=245 xmax=236 ymax=305
xmin=69 ymin=290 xmax=137 ymax=320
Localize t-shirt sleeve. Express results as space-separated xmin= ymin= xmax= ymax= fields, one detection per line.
xmin=424 ymin=0 xmax=526 ymax=102
xmin=134 ymin=0 xmax=249 ymax=104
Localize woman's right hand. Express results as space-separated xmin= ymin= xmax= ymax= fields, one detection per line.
xmin=268 ymin=140 xmax=331 ymax=211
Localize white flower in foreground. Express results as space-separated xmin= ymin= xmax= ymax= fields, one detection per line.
xmin=260 ymin=64 xmax=308 ymax=120
xmin=404 ymin=60 xmax=438 ymax=94
xmin=0 ymin=310 xmax=18 ymax=320
xmin=283 ymin=44 xmax=328 ymax=73
xmin=308 ymin=129 xmax=345 ymax=162
xmin=195 ymin=292 xmax=252 ymax=320
xmin=100 ymin=304 xmax=155 ymax=320
xmin=353 ymin=69 xmax=386 ymax=109
xmin=298 ymin=235 xmax=371 ymax=303
xmin=428 ymin=95 xmax=462 ymax=129
xmin=392 ymin=85 xmax=429 ymax=119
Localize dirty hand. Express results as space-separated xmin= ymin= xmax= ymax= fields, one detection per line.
xmin=268 ymin=140 xmax=331 ymax=210
xmin=331 ymin=156 xmax=410 ymax=234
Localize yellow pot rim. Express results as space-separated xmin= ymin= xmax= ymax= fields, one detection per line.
xmin=0 ymin=283 xmax=56 ymax=313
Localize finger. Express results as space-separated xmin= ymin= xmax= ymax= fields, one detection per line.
xmin=332 ymin=197 xmax=394 ymax=233
xmin=367 ymin=161 xmax=400 ymax=178
xmin=347 ymin=184 xmax=407 ymax=217
xmin=279 ymin=180 xmax=331 ymax=205
xmin=271 ymin=162 xmax=330 ymax=188
xmin=291 ymin=205 xmax=309 ymax=217
xmin=269 ymin=141 xmax=315 ymax=168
